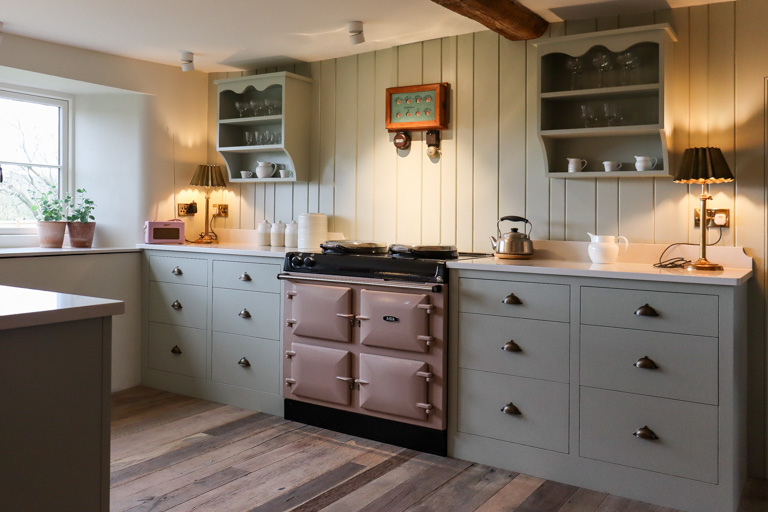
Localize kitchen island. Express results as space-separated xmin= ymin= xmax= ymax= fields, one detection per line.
xmin=0 ymin=285 xmax=124 ymax=512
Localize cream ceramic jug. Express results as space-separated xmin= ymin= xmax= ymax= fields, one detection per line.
xmin=634 ymin=156 xmax=657 ymax=171
xmin=587 ymin=233 xmax=629 ymax=264
xmin=255 ymin=161 xmax=277 ymax=178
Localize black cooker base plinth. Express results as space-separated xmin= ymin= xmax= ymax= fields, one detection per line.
xmin=284 ymin=399 xmax=447 ymax=456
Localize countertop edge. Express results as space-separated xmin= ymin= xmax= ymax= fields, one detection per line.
xmin=0 ymin=247 xmax=141 ymax=259
xmin=136 ymin=243 xmax=288 ymax=258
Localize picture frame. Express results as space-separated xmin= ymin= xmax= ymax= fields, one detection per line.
xmin=385 ymin=83 xmax=450 ymax=131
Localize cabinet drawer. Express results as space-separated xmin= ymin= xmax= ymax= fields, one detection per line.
xmin=459 ymin=313 xmax=569 ymax=383
xmin=581 ymin=286 xmax=717 ymax=336
xmin=149 ymin=281 xmax=208 ymax=329
xmin=213 ymin=260 xmax=280 ymax=293
xmin=459 ymin=278 xmax=569 ymax=322
xmin=212 ymin=332 xmax=279 ymax=394
xmin=148 ymin=254 xmax=208 ymax=286
xmin=148 ymin=322 xmax=207 ymax=378
xmin=212 ymin=288 xmax=280 ymax=340
xmin=457 ymin=368 xmax=569 ymax=453
xmin=581 ymin=325 xmax=718 ymax=404
xmin=580 ymin=387 xmax=718 ymax=483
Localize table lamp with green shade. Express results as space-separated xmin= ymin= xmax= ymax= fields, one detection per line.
xmin=673 ymin=147 xmax=734 ymax=271
xmin=189 ymin=164 xmax=226 ymax=244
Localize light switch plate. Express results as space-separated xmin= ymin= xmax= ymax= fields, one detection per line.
xmin=694 ymin=208 xmax=729 ymax=228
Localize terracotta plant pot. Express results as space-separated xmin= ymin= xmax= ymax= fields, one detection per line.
xmin=67 ymin=221 xmax=96 ymax=248
xmin=37 ymin=221 xmax=67 ymax=248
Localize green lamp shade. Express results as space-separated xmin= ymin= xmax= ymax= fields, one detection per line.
xmin=190 ymin=164 xmax=227 ymax=188
xmin=673 ymin=147 xmax=734 ymax=185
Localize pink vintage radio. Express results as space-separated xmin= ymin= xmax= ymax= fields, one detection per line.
xmin=144 ymin=220 xmax=185 ymax=244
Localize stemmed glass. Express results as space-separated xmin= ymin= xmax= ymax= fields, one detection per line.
xmin=565 ymin=57 xmax=584 ymax=90
xmin=249 ymin=99 xmax=264 ymax=117
xmin=603 ymin=102 xmax=623 ymax=126
xmin=592 ymin=51 xmax=614 ymax=87
xmin=617 ymin=51 xmax=639 ymax=85
xmin=234 ymin=101 xmax=249 ymax=118
xmin=580 ymin=104 xmax=598 ymax=128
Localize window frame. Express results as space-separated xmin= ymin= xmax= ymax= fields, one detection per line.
xmin=0 ymin=85 xmax=71 ymax=236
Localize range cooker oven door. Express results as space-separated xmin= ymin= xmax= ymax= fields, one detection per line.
xmin=287 ymin=283 xmax=353 ymax=343
xmin=285 ymin=343 xmax=352 ymax=405
xmin=358 ymin=289 xmax=432 ymax=352
xmin=357 ymin=353 xmax=433 ymax=420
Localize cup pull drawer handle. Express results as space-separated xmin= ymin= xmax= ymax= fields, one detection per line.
xmin=502 ymin=293 xmax=522 ymax=305
xmin=633 ymin=426 xmax=659 ymax=440
xmin=502 ymin=340 xmax=522 ymax=352
xmin=171 ymin=345 xmax=182 ymax=355
xmin=239 ymin=272 xmax=252 ymax=281
xmin=171 ymin=266 xmax=183 ymax=276
xmin=238 ymin=357 xmax=251 ymax=368
xmin=634 ymin=356 xmax=659 ymax=370
xmin=634 ymin=304 xmax=659 ymax=317
xmin=239 ymin=308 xmax=251 ymax=318
xmin=501 ymin=402 xmax=521 ymax=415
xmin=171 ymin=300 xmax=183 ymax=310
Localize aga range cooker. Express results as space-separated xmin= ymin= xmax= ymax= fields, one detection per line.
xmin=278 ymin=241 xmax=476 ymax=455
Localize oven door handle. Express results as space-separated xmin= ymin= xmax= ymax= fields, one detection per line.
xmin=277 ymin=273 xmax=443 ymax=293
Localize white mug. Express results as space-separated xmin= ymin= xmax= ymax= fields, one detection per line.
xmin=602 ymin=161 xmax=622 ymax=172
xmin=567 ymin=158 xmax=587 ymax=172
xmin=279 ymin=169 xmax=292 ymax=178
xmin=634 ymin=156 xmax=658 ymax=171
xmin=240 ymin=171 xmax=253 ymax=179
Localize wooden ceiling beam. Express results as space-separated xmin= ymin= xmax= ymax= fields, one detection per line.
xmin=431 ymin=0 xmax=548 ymax=40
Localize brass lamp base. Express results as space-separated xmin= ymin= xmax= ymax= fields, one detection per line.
xmin=685 ymin=257 xmax=723 ymax=272
xmin=194 ymin=233 xmax=218 ymax=244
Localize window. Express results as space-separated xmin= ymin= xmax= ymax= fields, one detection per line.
xmin=0 ymin=88 xmax=69 ymax=233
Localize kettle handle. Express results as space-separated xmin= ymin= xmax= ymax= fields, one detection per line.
xmin=498 ymin=216 xmax=532 ymax=237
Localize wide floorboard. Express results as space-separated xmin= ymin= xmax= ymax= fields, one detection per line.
xmin=110 ymin=387 xmax=767 ymax=512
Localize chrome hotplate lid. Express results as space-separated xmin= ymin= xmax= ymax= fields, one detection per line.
xmin=320 ymin=240 xmax=389 ymax=254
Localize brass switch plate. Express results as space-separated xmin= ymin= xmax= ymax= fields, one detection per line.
xmin=694 ymin=208 xmax=729 ymax=228
xmin=213 ymin=204 xmax=228 ymax=217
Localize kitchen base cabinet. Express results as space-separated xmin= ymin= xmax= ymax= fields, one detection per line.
xmin=449 ymin=269 xmax=747 ymax=512
xmin=142 ymin=250 xmax=283 ymax=416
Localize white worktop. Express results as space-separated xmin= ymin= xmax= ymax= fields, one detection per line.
xmin=0 ymin=247 xmax=140 ymax=258
xmin=136 ymin=242 xmax=289 ymax=258
xmin=0 ymin=285 xmax=125 ymax=331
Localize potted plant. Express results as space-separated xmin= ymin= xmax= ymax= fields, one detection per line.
xmin=66 ymin=188 xmax=97 ymax=248
xmin=32 ymin=186 xmax=70 ymax=248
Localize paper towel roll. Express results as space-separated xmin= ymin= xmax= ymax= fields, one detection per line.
xmin=297 ymin=213 xmax=328 ymax=251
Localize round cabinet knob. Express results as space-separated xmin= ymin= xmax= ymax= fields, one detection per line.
xmin=291 ymin=256 xmax=303 ymax=268
xmin=171 ymin=266 xmax=183 ymax=276
xmin=633 ymin=355 xmax=659 ymax=370
xmin=239 ymin=308 xmax=251 ymax=319
xmin=501 ymin=402 xmax=522 ymax=415
xmin=303 ymin=257 xmax=316 ymax=268
xmin=633 ymin=426 xmax=659 ymax=440
xmin=171 ymin=345 xmax=182 ymax=355
xmin=239 ymin=272 xmax=252 ymax=281
xmin=634 ymin=304 xmax=659 ymax=317
xmin=238 ymin=357 xmax=251 ymax=368
xmin=171 ymin=300 xmax=183 ymax=310
xmin=502 ymin=293 xmax=522 ymax=305
xmin=502 ymin=340 xmax=522 ymax=352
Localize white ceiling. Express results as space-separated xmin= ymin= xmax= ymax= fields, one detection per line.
xmin=0 ymin=0 xmax=733 ymax=73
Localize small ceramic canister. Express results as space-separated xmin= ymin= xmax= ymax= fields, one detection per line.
xmin=270 ymin=220 xmax=286 ymax=247
xmin=256 ymin=220 xmax=271 ymax=246
xmin=284 ymin=221 xmax=298 ymax=248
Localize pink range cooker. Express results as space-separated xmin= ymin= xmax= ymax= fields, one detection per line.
xmin=278 ymin=241 xmax=466 ymax=455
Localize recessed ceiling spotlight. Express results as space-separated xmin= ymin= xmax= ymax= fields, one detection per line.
xmin=180 ymin=51 xmax=194 ymax=72
xmin=348 ymin=21 xmax=364 ymax=45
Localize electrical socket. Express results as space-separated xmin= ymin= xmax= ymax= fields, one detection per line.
xmin=178 ymin=203 xmax=194 ymax=216
xmin=213 ymin=204 xmax=228 ymax=217
xmin=694 ymin=208 xmax=729 ymax=228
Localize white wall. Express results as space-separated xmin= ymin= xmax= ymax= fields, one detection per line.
xmin=207 ymin=2 xmax=768 ymax=476
xmin=0 ymin=253 xmax=142 ymax=391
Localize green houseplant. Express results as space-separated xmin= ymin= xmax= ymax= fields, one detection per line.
xmin=32 ymin=186 xmax=70 ymax=248
xmin=66 ymin=188 xmax=97 ymax=248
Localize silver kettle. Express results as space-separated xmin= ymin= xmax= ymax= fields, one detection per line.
xmin=490 ymin=216 xmax=534 ymax=256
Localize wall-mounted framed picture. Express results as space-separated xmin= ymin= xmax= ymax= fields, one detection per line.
xmin=385 ymin=83 xmax=450 ymax=131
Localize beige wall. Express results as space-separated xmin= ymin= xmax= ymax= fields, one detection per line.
xmin=207 ymin=2 xmax=768 ymax=476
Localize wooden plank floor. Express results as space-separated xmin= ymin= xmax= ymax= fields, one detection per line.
xmin=111 ymin=387 xmax=768 ymax=512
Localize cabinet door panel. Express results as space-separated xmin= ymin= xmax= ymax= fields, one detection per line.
xmin=149 ymin=281 xmax=208 ymax=330
xmin=359 ymin=290 xmax=430 ymax=353
xmin=288 ymin=283 xmax=352 ymax=343
xmin=212 ymin=288 xmax=279 ymax=340
xmin=212 ymin=332 xmax=279 ymax=394
xmin=459 ymin=278 xmax=569 ymax=322
xmin=148 ymin=322 xmax=207 ymax=378
xmin=286 ymin=343 xmax=352 ymax=406
xmin=358 ymin=354 xmax=430 ymax=420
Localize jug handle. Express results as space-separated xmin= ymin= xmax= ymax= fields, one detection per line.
xmin=617 ymin=236 xmax=629 ymax=255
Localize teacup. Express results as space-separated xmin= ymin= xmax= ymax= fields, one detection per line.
xmin=240 ymin=171 xmax=253 ymax=179
xmin=567 ymin=158 xmax=587 ymax=172
xmin=279 ymin=169 xmax=292 ymax=178
xmin=603 ymin=161 xmax=622 ymax=172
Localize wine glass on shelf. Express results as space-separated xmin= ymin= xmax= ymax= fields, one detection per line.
xmin=603 ymin=102 xmax=623 ymax=126
xmin=564 ymin=57 xmax=584 ymax=90
xmin=580 ymin=104 xmax=598 ymax=128
xmin=592 ymin=51 xmax=614 ymax=88
xmin=250 ymin=99 xmax=264 ymax=117
xmin=234 ymin=101 xmax=249 ymax=118
xmin=617 ymin=51 xmax=640 ymax=85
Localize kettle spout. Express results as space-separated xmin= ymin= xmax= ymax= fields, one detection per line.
xmin=489 ymin=236 xmax=498 ymax=251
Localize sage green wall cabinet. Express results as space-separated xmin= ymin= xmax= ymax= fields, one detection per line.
xmin=449 ymin=267 xmax=748 ymax=512
xmin=533 ymin=24 xmax=677 ymax=178
xmin=216 ymin=72 xmax=312 ymax=183
xmin=142 ymin=248 xmax=283 ymax=415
